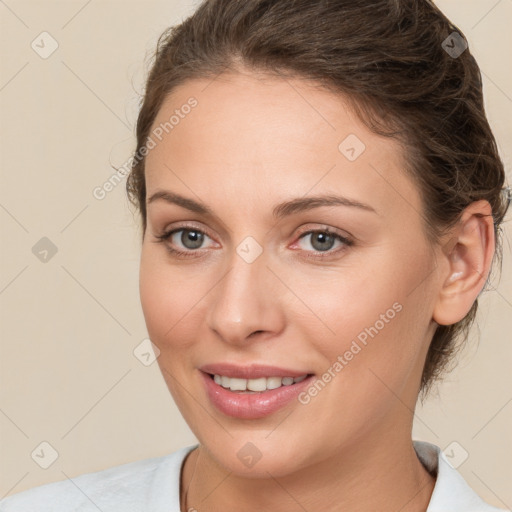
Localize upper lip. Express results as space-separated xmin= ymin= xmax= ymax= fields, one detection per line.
xmin=199 ymin=363 xmax=312 ymax=379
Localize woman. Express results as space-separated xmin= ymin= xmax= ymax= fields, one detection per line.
xmin=1 ymin=0 xmax=510 ymax=510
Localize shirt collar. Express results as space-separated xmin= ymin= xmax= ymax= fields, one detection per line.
xmin=414 ymin=440 xmax=504 ymax=511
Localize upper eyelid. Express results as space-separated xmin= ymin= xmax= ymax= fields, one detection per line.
xmin=159 ymin=221 xmax=350 ymax=237
xmin=295 ymin=223 xmax=351 ymax=239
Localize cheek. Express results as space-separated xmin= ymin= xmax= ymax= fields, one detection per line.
xmin=139 ymin=246 xmax=215 ymax=355
xmin=139 ymin=254 xmax=169 ymax=340
xmin=296 ymin=282 xmax=430 ymax=447
xmin=305 ymin=248 xmax=433 ymax=385
xmin=139 ymin=247 xmax=187 ymax=345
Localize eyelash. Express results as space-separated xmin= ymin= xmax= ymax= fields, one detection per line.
xmin=152 ymin=224 xmax=354 ymax=260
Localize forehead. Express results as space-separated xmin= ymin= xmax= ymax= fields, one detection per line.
xmin=144 ymin=71 xmax=422 ymax=223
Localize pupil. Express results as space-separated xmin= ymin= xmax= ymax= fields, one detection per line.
xmin=182 ymin=230 xmax=203 ymax=249
xmin=313 ymin=232 xmax=334 ymax=251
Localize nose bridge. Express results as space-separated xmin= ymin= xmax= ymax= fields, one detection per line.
xmin=206 ymin=244 xmax=282 ymax=344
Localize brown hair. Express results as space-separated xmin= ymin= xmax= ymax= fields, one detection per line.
xmin=126 ymin=0 xmax=509 ymax=398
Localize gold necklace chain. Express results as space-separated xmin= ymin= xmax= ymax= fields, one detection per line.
xmin=183 ymin=446 xmax=200 ymax=512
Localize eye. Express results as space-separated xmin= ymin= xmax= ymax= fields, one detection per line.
xmin=170 ymin=228 xmax=208 ymax=250
xmin=153 ymin=226 xmax=216 ymax=258
xmin=294 ymin=228 xmax=353 ymax=257
xmin=152 ymin=224 xmax=353 ymax=260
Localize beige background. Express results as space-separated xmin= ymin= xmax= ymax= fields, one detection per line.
xmin=0 ymin=0 xmax=511 ymax=508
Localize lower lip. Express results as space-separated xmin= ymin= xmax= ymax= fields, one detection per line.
xmin=200 ymin=371 xmax=315 ymax=419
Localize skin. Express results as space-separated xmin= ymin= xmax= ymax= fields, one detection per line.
xmin=139 ymin=69 xmax=495 ymax=512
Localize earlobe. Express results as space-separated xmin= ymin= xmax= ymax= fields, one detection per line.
xmin=432 ymin=200 xmax=495 ymax=326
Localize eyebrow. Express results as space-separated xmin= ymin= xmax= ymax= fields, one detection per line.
xmin=147 ymin=190 xmax=377 ymax=218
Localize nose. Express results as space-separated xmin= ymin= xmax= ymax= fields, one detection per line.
xmin=206 ymin=248 xmax=285 ymax=345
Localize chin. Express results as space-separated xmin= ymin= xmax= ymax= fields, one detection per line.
xmin=196 ymin=431 xmax=316 ymax=479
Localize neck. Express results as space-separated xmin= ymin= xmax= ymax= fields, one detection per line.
xmin=180 ymin=418 xmax=436 ymax=512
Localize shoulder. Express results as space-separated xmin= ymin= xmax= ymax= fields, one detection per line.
xmin=0 ymin=444 xmax=197 ymax=512
xmin=413 ymin=440 xmax=509 ymax=512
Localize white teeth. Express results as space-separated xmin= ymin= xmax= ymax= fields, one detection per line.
xmin=247 ymin=377 xmax=267 ymax=392
xmin=212 ymin=374 xmax=309 ymax=392
xmin=229 ymin=378 xmax=247 ymax=391
xmin=266 ymin=376 xmax=283 ymax=390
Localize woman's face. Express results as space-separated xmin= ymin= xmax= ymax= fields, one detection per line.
xmin=140 ymin=70 xmax=442 ymax=477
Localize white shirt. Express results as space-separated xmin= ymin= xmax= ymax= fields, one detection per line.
xmin=1 ymin=441 xmax=508 ymax=511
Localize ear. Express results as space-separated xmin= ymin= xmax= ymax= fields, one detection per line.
xmin=432 ymin=200 xmax=495 ymax=326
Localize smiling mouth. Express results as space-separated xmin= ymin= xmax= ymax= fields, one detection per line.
xmin=201 ymin=370 xmax=316 ymax=419
xmin=206 ymin=373 xmax=314 ymax=393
